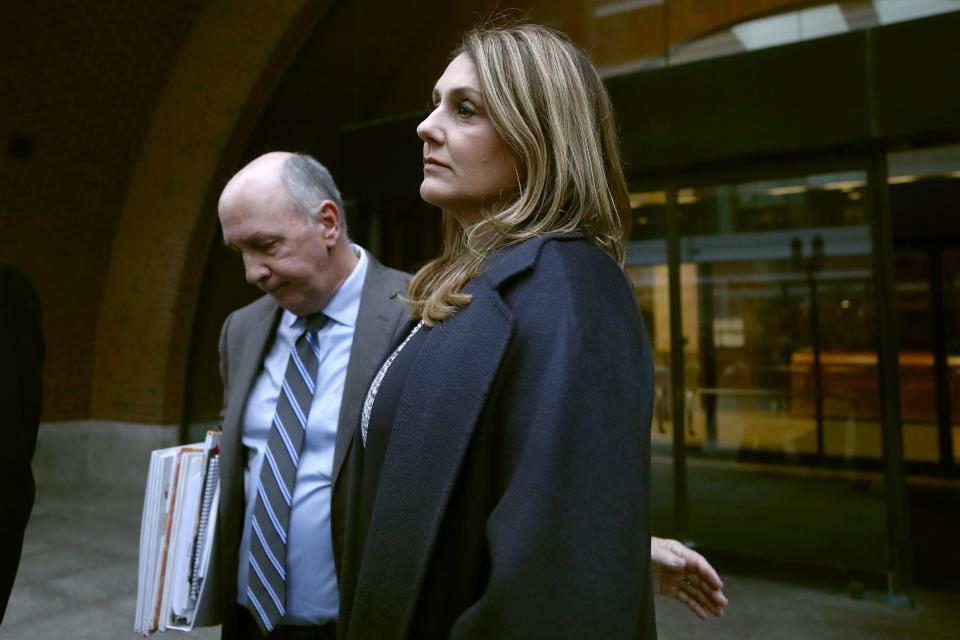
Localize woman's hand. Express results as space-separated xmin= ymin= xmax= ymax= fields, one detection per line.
xmin=651 ymin=536 xmax=728 ymax=619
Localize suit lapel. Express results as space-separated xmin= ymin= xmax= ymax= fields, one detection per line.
xmin=349 ymin=279 xmax=514 ymax=640
xmin=222 ymin=256 xmax=405 ymax=544
xmin=332 ymin=256 xmax=408 ymax=489
xmin=219 ymin=299 xmax=282 ymax=540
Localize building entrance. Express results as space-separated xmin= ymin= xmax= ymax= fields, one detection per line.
xmin=627 ymin=144 xmax=960 ymax=591
xmin=628 ymin=162 xmax=889 ymax=579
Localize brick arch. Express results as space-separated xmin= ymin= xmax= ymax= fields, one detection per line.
xmin=91 ymin=0 xmax=330 ymax=424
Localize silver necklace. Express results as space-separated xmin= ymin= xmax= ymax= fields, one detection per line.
xmin=360 ymin=320 xmax=425 ymax=447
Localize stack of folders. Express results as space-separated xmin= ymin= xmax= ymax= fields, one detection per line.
xmin=135 ymin=430 xmax=222 ymax=636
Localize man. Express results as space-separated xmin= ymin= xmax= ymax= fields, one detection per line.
xmin=215 ymin=152 xmax=409 ymax=639
xmin=0 ymin=261 xmax=43 ymax=624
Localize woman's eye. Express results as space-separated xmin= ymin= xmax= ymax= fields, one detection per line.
xmin=456 ymin=102 xmax=476 ymax=118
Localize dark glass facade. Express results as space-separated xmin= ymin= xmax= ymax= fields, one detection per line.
xmin=621 ymin=140 xmax=960 ymax=594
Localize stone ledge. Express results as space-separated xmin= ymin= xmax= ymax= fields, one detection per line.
xmin=32 ymin=420 xmax=179 ymax=492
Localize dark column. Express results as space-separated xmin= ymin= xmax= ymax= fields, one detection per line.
xmin=666 ymin=186 xmax=688 ymax=537
xmin=867 ymin=147 xmax=914 ymax=602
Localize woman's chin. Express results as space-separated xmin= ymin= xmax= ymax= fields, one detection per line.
xmin=419 ymin=183 xmax=448 ymax=209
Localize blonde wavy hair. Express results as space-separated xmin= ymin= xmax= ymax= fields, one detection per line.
xmin=407 ymin=23 xmax=631 ymax=325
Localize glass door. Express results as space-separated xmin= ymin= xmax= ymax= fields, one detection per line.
xmin=887 ymin=142 xmax=960 ymax=590
xmin=945 ymin=249 xmax=960 ymax=466
xmin=889 ymin=143 xmax=960 ymax=469
xmin=673 ymin=167 xmax=888 ymax=574
xmin=624 ymin=189 xmax=676 ymax=535
xmin=893 ymin=249 xmax=952 ymax=464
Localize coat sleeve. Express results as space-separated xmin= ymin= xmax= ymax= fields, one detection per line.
xmin=217 ymin=311 xmax=234 ymax=425
xmin=451 ymin=244 xmax=657 ymax=639
xmin=0 ymin=266 xmax=43 ymax=622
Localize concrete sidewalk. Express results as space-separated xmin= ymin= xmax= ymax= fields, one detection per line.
xmin=2 ymin=486 xmax=959 ymax=639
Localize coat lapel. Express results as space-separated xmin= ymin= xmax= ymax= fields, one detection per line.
xmin=332 ymin=256 xmax=408 ymax=489
xmin=348 ymin=279 xmax=514 ymax=640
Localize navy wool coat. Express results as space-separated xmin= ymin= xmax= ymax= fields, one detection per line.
xmin=0 ymin=262 xmax=43 ymax=623
xmin=339 ymin=233 xmax=656 ymax=639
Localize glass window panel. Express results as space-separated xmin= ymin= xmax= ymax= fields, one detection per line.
xmin=678 ymin=173 xmax=879 ymax=460
xmin=625 ymin=190 xmax=676 ymax=535
xmin=937 ymin=248 xmax=960 ymax=466
xmin=675 ymin=169 xmax=886 ymax=574
xmin=889 ymin=142 xmax=960 ymax=466
xmin=893 ymin=251 xmax=939 ymax=462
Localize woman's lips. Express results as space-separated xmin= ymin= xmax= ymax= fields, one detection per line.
xmin=424 ymin=157 xmax=450 ymax=170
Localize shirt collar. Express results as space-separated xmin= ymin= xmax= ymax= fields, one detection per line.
xmin=282 ymin=244 xmax=368 ymax=331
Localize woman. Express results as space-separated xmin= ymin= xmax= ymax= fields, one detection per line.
xmin=340 ymin=23 xmax=656 ymax=639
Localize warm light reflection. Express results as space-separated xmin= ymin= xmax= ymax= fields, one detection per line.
xmin=768 ymin=185 xmax=807 ymax=196
xmin=822 ymin=180 xmax=866 ymax=191
xmin=889 ymin=175 xmax=919 ymax=184
xmin=629 ymin=191 xmax=666 ymax=208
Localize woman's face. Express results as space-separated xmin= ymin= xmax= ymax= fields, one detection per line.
xmin=417 ymin=53 xmax=518 ymax=227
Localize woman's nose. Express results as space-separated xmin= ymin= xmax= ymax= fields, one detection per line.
xmin=417 ymin=108 xmax=442 ymax=144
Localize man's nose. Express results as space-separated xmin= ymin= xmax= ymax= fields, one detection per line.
xmin=243 ymin=256 xmax=269 ymax=284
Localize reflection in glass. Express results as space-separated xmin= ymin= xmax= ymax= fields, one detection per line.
xmin=945 ymin=251 xmax=960 ymax=464
xmin=640 ymin=170 xmax=890 ymax=573
xmin=624 ymin=191 xmax=675 ymax=534
xmin=894 ymin=251 xmax=940 ymax=463
xmin=676 ymin=173 xmax=880 ymax=463
xmin=889 ymin=143 xmax=960 ymax=466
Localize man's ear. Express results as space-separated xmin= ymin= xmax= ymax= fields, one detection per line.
xmin=316 ymin=200 xmax=341 ymax=243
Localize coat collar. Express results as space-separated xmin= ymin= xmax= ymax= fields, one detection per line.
xmin=482 ymin=230 xmax=585 ymax=289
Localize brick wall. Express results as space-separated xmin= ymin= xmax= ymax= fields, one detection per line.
xmin=0 ymin=0 xmax=205 ymax=420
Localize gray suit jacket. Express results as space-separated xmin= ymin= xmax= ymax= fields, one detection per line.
xmin=215 ymin=253 xmax=409 ymax=637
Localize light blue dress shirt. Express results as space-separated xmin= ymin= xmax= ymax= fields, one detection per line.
xmin=237 ymin=246 xmax=368 ymax=623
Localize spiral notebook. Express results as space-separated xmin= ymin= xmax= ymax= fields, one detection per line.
xmin=134 ymin=430 xmax=222 ymax=636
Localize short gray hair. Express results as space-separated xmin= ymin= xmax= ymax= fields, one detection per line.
xmin=281 ymin=153 xmax=347 ymax=233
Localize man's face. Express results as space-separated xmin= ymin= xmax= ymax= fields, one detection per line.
xmin=219 ymin=181 xmax=337 ymax=317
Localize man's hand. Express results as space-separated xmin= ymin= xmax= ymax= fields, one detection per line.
xmin=651 ymin=536 xmax=728 ymax=619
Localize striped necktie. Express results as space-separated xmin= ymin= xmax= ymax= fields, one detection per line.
xmin=246 ymin=314 xmax=326 ymax=634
